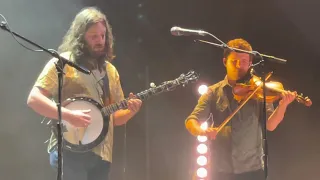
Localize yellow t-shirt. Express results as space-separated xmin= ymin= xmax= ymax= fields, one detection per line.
xmin=33 ymin=52 xmax=124 ymax=162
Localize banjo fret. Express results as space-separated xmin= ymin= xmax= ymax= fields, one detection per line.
xmin=102 ymin=75 xmax=197 ymax=116
xmin=101 ymin=80 xmax=175 ymax=116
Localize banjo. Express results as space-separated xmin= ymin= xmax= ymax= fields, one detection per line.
xmin=49 ymin=70 xmax=199 ymax=153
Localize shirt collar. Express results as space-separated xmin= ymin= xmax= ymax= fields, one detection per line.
xmin=221 ymin=75 xmax=232 ymax=88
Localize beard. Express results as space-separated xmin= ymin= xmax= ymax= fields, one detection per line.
xmin=238 ymin=70 xmax=249 ymax=79
xmin=226 ymin=67 xmax=250 ymax=82
xmin=236 ymin=68 xmax=252 ymax=84
xmin=78 ymin=43 xmax=108 ymax=70
xmin=84 ymin=43 xmax=107 ymax=60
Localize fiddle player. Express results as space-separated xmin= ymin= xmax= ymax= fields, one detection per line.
xmin=185 ymin=38 xmax=297 ymax=180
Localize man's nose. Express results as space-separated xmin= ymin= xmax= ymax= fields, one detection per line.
xmin=96 ymin=35 xmax=104 ymax=43
xmin=235 ymin=59 xmax=241 ymax=68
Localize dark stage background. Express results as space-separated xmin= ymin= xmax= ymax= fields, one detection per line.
xmin=0 ymin=0 xmax=319 ymax=180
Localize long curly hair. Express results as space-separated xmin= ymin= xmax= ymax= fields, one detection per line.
xmin=58 ymin=7 xmax=115 ymax=65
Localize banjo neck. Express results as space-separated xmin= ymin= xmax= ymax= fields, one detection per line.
xmin=101 ymin=78 xmax=184 ymax=116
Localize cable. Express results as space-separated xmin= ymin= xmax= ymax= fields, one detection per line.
xmin=0 ymin=14 xmax=57 ymax=53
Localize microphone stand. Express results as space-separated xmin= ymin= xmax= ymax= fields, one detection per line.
xmin=195 ymin=39 xmax=287 ymax=64
xmin=0 ymin=21 xmax=90 ymax=180
xmin=194 ymin=39 xmax=287 ymax=180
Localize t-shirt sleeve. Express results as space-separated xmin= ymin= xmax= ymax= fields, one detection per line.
xmin=33 ymin=58 xmax=59 ymax=97
xmin=185 ymin=90 xmax=213 ymax=124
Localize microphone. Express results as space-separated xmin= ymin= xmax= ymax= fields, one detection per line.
xmin=0 ymin=21 xmax=8 ymax=30
xmin=170 ymin=26 xmax=207 ymax=36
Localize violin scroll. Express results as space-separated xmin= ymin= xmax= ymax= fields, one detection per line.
xmin=296 ymin=93 xmax=312 ymax=107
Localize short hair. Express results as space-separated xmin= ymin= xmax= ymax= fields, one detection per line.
xmin=223 ymin=38 xmax=253 ymax=60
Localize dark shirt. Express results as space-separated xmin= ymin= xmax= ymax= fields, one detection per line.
xmin=185 ymin=76 xmax=274 ymax=174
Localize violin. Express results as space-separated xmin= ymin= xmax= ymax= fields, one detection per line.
xmin=214 ymin=70 xmax=312 ymax=133
xmin=232 ymin=71 xmax=312 ymax=107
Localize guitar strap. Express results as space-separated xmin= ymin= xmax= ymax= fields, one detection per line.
xmin=101 ymin=63 xmax=111 ymax=106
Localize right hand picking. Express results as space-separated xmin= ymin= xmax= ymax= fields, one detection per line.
xmin=198 ymin=124 xmax=218 ymax=140
xmin=205 ymin=127 xmax=218 ymax=140
xmin=66 ymin=109 xmax=91 ymax=127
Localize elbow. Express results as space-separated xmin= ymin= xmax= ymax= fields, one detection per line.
xmin=267 ymin=126 xmax=275 ymax=132
xmin=267 ymin=116 xmax=283 ymax=132
xmin=266 ymin=123 xmax=276 ymax=131
xmin=185 ymin=120 xmax=192 ymax=133
xmin=27 ymin=88 xmax=39 ymax=109
xmin=27 ymin=93 xmax=35 ymax=108
xmin=114 ymin=120 xmax=126 ymax=126
xmin=185 ymin=119 xmax=198 ymax=136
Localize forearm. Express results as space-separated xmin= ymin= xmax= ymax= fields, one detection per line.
xmin=27 ymin=88 xmax=72 ymax=120
xmin=113 ymin=109 xmax=137 ymax=126
xmin=185 ymin=119 xmax=205 ymax=136
xmin=267 ymin=103 xmax=288 ymax=131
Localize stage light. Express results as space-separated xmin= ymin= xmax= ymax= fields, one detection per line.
xmin=197 ymin=135 xmax=207 ymax=142
xmin=200 ymin=121 xmax=208 ymax=130
xmin=198 ymin=84 xmax=208 ymax=95
xmin=197 ymin=167 xmax=208 ymax=178
xmin=197 ymin=144 xmax=208 ymax=154
xmin=197 ymin=155 xmax=208 ymax=166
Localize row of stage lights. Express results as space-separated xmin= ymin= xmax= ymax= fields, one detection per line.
xmin=196 ymin=121 xmax=209 ymax=179
xmin=195 ymin=84 xmax=210 ymax=179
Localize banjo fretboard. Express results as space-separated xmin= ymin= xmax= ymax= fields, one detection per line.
xmin=101 ymin=70 xmax=198 ymax=116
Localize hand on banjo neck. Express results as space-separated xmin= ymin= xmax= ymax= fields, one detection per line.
xmin=126 ymin=92 xmax=143 ymax=113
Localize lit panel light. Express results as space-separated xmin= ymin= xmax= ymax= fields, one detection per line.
xmin=197 ymin=167 xmax=208 ymax=178
xmin=197 ymin=155 xmax=208 ymax=166
xmin=198 ymin=85 xmax=208 ymax=95
xmin=197 ymin=144 xmax=208 ymax=154
xmin=200 ymin=122 xmax=208 ymax=130
xmin=197 ymin=135 xmax=207 ymax=142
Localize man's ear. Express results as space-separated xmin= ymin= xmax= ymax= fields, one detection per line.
xmin=223 ymin=58 xmax=227 ymax=67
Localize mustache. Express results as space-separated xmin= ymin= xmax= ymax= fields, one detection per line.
xmin=94 ymin=44 xmax=104 ymax=48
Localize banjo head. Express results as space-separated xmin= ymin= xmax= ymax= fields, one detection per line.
xmin=59 ymin=97 xmax=109 ymax=152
